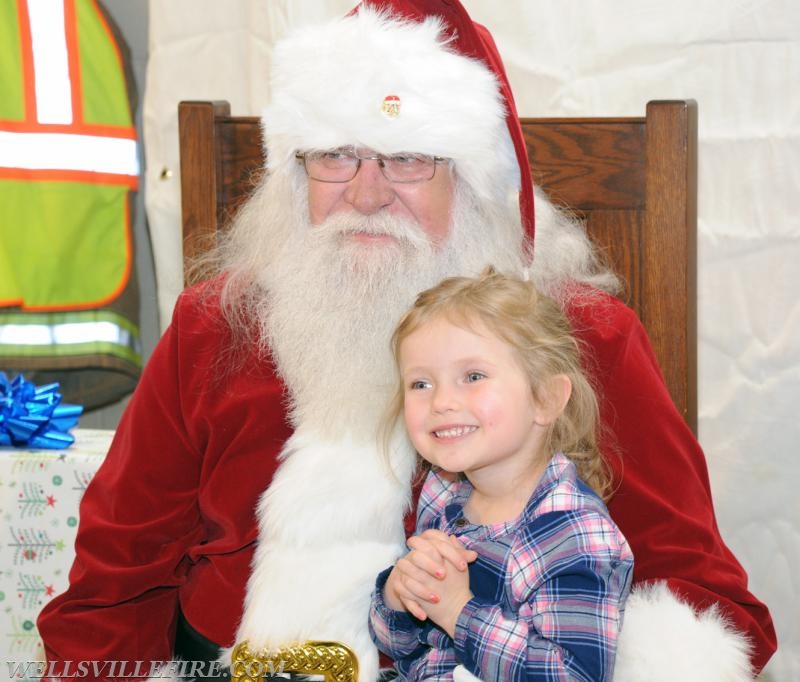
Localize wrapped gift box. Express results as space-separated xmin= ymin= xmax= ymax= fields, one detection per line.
xmin=0 ymin=429 xmax=114 ymax=675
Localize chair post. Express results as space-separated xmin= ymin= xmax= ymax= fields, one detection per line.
xmin=178 ymin=100 xmax=231 ymax=283
xmin=642 ymin=100 xmax=698 ymax=433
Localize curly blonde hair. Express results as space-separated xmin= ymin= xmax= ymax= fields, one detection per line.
xmin=385 ymin=266 xmax=611 ymax=499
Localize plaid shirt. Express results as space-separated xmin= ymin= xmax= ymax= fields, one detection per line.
xmin=369 ymin=453 xmax=633 ymax=681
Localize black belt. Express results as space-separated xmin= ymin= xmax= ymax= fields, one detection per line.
xmin=174 ymin=608 xmax=230 ymax=680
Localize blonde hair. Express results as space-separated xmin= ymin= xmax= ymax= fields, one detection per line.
xmin=385 ymin=266 xmax=611 ymax=499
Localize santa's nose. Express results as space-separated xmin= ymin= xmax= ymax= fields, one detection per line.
xmin=343 ymin=158 xmax=395 ymax=215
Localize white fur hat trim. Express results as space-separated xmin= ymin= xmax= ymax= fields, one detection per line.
xmin=263 ymin=7 xmax=518 ymax=206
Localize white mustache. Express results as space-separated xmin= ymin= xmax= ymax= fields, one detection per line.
xmin=315 ymin=211 xmax=432 ymax=249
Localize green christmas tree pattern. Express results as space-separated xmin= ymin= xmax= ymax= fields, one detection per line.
xmin=8 ymin=528 xmax=63 ymax=565
xmin=72 ymin=469 xmax=94 ymax=496
xmin=9 ymin=451 xmax=54 ymax=475
xmin=16 ymin=573 xmax=53 ymax=609
xmin=5 ymin=613 xmax=41 ymax=655
xmin=17 ymin=482 xmax=55 ymax=519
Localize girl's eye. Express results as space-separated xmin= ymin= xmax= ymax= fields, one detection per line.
xmin=466 ymin=372 xmax=486 ymax=383
xmin=409 ymin=380 xmax=431 ymax=390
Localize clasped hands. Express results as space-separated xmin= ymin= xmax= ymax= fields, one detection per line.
xmin=384 ymin=529 xmax=478 ymax=638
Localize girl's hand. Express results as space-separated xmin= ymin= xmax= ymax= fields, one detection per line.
xmin=383 ymin=530 xmax=477 ymax=629
xmin=418 ymin=551 xmax=474 ymax=638
xmin=406 ymin=529 xmax=477 ymax=574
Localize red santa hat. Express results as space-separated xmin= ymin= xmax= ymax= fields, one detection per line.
xmin=262 ymin=0 xmax=535 ymax=239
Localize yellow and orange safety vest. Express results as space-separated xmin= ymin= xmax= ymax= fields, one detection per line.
xmin=0 ymin=0 xmax=142 ymax=408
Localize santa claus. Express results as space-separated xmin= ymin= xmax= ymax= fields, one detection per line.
xmin=39 ymin=1 xmax=775 ymax=680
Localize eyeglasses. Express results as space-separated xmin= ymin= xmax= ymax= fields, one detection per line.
xmin=295 ymin=147 xmax=447 ymax=184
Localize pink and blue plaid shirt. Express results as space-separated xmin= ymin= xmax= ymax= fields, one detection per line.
xmin=369 ymin=453 xmax=633 ymax=681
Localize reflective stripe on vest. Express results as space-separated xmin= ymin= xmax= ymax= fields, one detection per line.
xmin=28 ymin=0 xmax=72 ymax=124
xmin=0 ymin=131 xmax=138 ymax=176
xmin=0 ymin=310 xmax=141 ymax=365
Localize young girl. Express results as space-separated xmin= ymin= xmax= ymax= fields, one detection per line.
xmin=369 ymin=268 xmax=633 ymax=681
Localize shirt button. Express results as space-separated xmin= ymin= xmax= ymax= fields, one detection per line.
xmin=454 ymin=517 xmax=468 ymax=527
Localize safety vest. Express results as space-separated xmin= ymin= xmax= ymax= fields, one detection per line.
xmin=0 ymin=0 xmax=142 ymax=409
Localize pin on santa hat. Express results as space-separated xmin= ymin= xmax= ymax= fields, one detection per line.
xmin=381 ymin=94 xmax=401 ymax=118
xmin=263 ymin=0 xmax=535 ymax=239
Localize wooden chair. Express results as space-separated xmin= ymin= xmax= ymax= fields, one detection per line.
xmin=178 ymin=99 xmax=698 ymax=434
xmin=178 ymin=98 xmax=698 ymax=680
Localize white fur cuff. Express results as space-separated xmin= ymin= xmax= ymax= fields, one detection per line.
xmin=614 ymin=582 xmax=754 ymax=681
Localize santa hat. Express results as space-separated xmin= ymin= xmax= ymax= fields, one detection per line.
xmin=263 ymin=0 xmax=535 ymax=239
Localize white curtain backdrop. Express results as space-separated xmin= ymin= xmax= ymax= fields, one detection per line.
xmin=143 ymin=2 xmax=799 ymax=677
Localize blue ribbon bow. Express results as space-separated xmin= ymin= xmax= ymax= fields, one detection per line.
xmin=0 ymin=373 xmax=83 ymax=449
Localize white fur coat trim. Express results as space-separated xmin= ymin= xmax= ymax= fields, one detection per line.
xmin=235 ymin=428 xmax=413 ymax=682
xmin=263 ymin=6 xmax=518 ymax=207
xmin=615 ymin=582 xmax=753 ymax=681
xmin=449 ymin=583 xmax=755 ymax=682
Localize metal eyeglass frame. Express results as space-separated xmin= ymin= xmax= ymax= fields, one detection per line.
xmin=294 ymin=148 xmax=448 ymax=184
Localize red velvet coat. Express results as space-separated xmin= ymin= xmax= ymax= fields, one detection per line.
xmin=38 ymin=282 xmax=776 ymax=673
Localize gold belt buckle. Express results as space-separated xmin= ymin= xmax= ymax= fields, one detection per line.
xmin=231 ymin=640 xmax=358 ymax=682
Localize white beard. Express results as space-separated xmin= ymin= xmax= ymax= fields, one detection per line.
xmin=260 ymin=211 xmax=437 ymax=439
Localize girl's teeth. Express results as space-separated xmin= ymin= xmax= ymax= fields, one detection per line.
xmin=434 ymin=426 xmax=476 ymax=438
